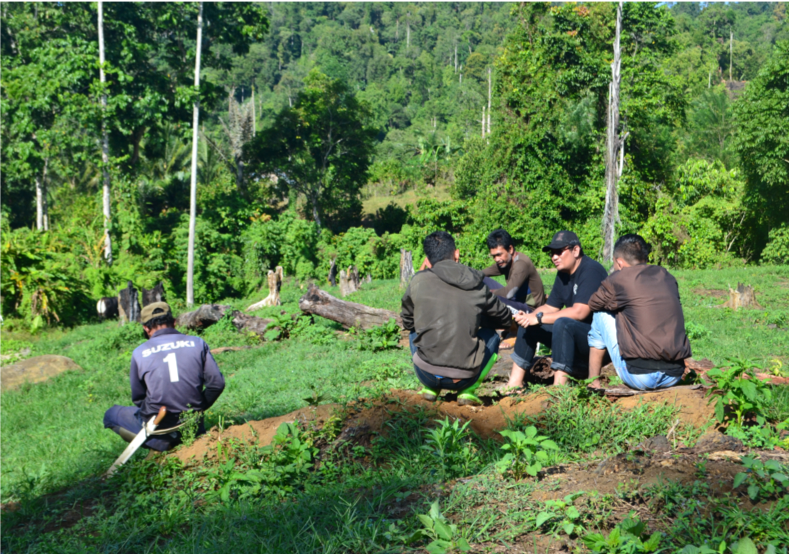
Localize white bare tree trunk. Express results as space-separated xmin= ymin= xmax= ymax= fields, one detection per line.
xmin=252 ymin=84 xmax=256 ymax=136
xmin=187 ymin=2 xmax=203 ymax=307
xmin=602 ymin=1 xmax=624 ymax=264
xmin=487 ymin=67 xmax=492 ymax=135
xmin=35 ymin=173 xmax=44 ymax=231
xmin=482 ymin=106 xmax=486 ymax=138
xmin=98 ymin=1 xmax=112 ymax=264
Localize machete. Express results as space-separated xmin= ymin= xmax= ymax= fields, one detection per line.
xmin=105 ymin=406 xmax=167 ymax=477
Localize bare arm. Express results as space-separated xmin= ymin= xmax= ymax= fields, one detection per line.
xmin=513 ymin=303 xmax=590 ymax=327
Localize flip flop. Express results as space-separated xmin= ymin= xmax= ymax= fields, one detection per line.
xmin=499 ymin=337 xmax=517 ymax=350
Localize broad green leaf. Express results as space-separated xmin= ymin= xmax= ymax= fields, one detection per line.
xmin=456 ymin=537 xmax=472 ymax=551
xmin=731 ymin=538 xmax=758 ymax=554
xmin=535 ymin=512 xmax=553 ymax=528
xmin=418 ymin=514 xmax=434 ymax=530
xmin=562 ymin=523 xmax=575 ymax=536
xmin=426 ymin=540 xmax=449 ymax=554
xmin=733 ymin=472 xmax=748 ymax=488
xmin=541 ymin=439 xmax=559 ymax=450
xmin=747 ymin=484 xmax=760 ymax=500
xmin=434 ymin=520 xmax=453 ymax=541
xmin=566 ymin=506 xmax=580 ymax=519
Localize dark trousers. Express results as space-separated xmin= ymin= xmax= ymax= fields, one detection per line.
xmin=511 ymin=317 xmax=591 ymax=378
xmin=409 ymin=329 xmax=501 ymax=391
xmin=483 ymin=277 xmax=533 ymax=313
xmin=104 ymin=405 xmax=204 ymax=452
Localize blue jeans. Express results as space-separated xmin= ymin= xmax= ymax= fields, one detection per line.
xmin=587 ymin=312 xmax=682 ymax=391
xmin=409 ymin=329 xmax=501 ymax=391
xmin=483 ymin=277 xmax=533 ymax=313
xmin=104 ymin=405 xmax=202 ymax=452
xmin=511 ymin=317 xmax=591 ymax=377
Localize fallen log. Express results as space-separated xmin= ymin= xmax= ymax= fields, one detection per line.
xmin=299 ymin=284 xmax=402 ymax=330
xmin=176 ymin=304 xmax=272 ymax=338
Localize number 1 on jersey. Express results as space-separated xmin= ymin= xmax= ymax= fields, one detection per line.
xmin=163 ymin=353 xmax=179 ymax=382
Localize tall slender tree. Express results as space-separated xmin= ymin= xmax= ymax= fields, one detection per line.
xmin=602 ymin=1 xmax=624 ymax=264
xmin=186 ymin=1 xmax=204 ymax=307
xmin=97 ymin=0 xmax=112 ymax=264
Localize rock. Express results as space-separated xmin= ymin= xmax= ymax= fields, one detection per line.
xmin=636 ymin=435 xmax=671 ymax=453
xmin=176 ymin=304 xmax=232 ymax=330
xmin=1 ymin=355 xmax=82 ymax=391
xmin=693 ymin=432 xmax=744 ymax=454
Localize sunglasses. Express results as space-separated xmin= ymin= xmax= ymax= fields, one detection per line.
xmin=550 ymin=246 xmax=571 ymax=257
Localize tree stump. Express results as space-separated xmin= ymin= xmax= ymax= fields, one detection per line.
xmin=328 ymin=259 xmax=338 ymax=287
xmin=246 ymin=266 xmax=284 ymax=311
xmin=118 ymin=281 xmax=140 ymax=325
xmin=339 ymin=265 xmax=360 ymax=297
xmin=722 ymin=283 xmax=761 ymax=310
xmin=142 ymin=282 xmax=165 ymax=306
xmin=299 ymin=284 xmax=402 ymax=330
xmin=400 ymin=249 xmax=414 ymax=289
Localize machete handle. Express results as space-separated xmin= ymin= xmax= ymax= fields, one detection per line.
xmin=154 ymin=406 xmax=167 ymax=426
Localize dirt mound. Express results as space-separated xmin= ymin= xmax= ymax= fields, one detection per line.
xmin=173 ymin=403 xmax=340 ymax=465
xmin=1 ymin=355 xmax=82 ymax=391
xmin=171 ymin=386 xmax=717 ymax=466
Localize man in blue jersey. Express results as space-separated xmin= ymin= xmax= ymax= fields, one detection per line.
xmin=103 ymin=302 xmax=225 ymax=451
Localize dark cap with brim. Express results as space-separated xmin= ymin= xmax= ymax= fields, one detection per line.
xmin=141 ymin=301 xmax=172 ymax=325
xmin=542 ymin=230 xmax=581 ymax=252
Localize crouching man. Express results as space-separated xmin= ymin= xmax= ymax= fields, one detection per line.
xmin=587 ymin=234 xmax=691 ymax=390
xmin=103 ymin=302 xmax=225 ymax=451
xmin=508 ymin=231 xmax=609 ymax=389
xmin=401 ymin=231 xmax=512 ymax=406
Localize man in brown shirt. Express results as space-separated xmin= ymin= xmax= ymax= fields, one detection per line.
xmin=482 ymin=229 xmax=546 ymax=312
xmin=587 ymin=234 xmax=691 ymax=390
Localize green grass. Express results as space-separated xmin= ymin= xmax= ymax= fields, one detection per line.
xmin=2 ymin=267 xmax=788 ymax=552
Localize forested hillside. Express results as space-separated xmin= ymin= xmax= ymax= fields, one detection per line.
xmin=2 ymin=2 xmax=788 ymax=330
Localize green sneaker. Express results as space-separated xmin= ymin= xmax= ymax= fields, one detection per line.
xmin=457 ymin=392 xmax=483 ymax=406
xmin=419 ymin=387 xmax=440 ymax=401
xmin=456 ymin=353 xmax=499 ymax=406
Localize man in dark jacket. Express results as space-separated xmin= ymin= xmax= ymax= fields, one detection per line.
xmin=103 ymin=302 xmax=225 ymax=451
xmin=401 ymin=231 xmax=512 ymax=406
xmin=508 ymin=231 xmax=609 ymax=389
xmin=587 ymin=234 xmax=691 ymax=390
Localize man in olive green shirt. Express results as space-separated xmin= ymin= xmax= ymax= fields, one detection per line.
xmin=482 ymin=229 xmax=546 ymax=312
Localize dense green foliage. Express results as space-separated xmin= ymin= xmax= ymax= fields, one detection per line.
xmin=2 ymin=3 xmax=789 ymax=328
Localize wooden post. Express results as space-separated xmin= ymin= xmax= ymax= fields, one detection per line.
xmin=602 ymin=1 xmax=624 ymax=264
xmin=246 ymin=266 xmax=284 ymax=310
xmin=339 ymin=265 xmax=360 ymax=297
xmin=400 ymin=249 xmax=414 ymax=289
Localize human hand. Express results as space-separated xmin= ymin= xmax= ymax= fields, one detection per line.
xmin=514 ymin=311 xmax=534 ymax=327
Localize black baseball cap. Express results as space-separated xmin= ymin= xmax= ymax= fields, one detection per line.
xmin=542 ymin=230 xmax=581 ymax=252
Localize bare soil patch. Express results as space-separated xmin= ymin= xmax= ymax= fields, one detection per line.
xmin=693 ymin=288 xmax=728 ymax=299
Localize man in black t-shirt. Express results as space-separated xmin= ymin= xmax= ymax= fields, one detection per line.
xmin=505 ymin=231 xmax=609 ymax=389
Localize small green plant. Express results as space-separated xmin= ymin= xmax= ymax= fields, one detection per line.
xmin=705 ymin=357 xmax=773 ymax=426
xmin=725 ymin=417 xmax=788 ymax=449
xmin=679 ymin=538 xmax=773 ymax=554
xmin=536 ymin=492 xmax=585 ymax=537
xmin=263 ymin=311 xmax=300 ymax=341
xmin=495 ymin=425 xmax=559 ymax=479
xmin=733 ymin=456 xmax=789 ymax=502
xmin=582 ymin=517 xmax=661 ymax=553
xmin=422 ymin=418 xmax=479 ymax=479
xmin=685 ymin=321 xmax=710 ymax=340
xmin=417 ymin=500 xmax=471 ymax=554
xmin=356 ymin=318 xmax=401 ymax=352
xmin=178 ymin=408 xmax=202 ymax=447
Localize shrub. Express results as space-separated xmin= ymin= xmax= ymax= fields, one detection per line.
xmin=761 ymin=224 xmax=789 ymax=265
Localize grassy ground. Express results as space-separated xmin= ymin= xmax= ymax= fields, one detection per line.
xmin=362 ymin=184 xmax=452 ymax=215
xmin=2 ymin=266 xmax=788 ymax=553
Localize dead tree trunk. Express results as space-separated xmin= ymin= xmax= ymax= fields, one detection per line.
xmin=246 ymin=266 xmax=284 ymax=311
xmin=602 ymin=1 xmax=624 ymax=264
xmin=118 ymin=281 xmax=140 ymax=325
xmin=339 ymin=266 xmax=360 ymax=297
xmin=299 ymin=284 xmax=402 ymax=330
xmin=722 ymin=283 xmax=761 ymax=310
xmin=400 ymin=249 xmax=414 ymax=289
xmin=328 ymin=258 xmax=338 ymax=287
xmin=176 ymin=303 xmax=272 ymax=338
